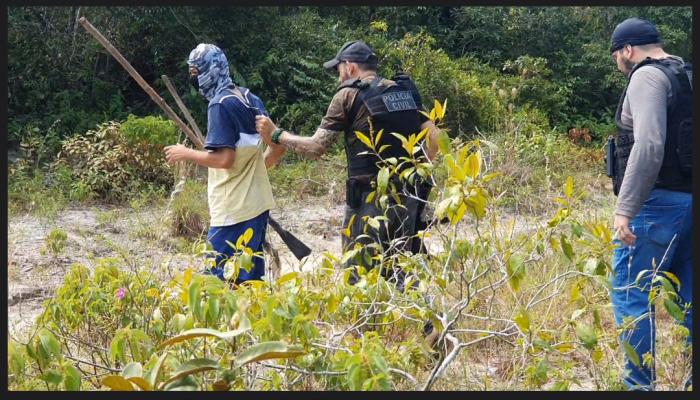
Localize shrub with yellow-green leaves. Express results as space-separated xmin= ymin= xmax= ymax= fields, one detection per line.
xmin=52 ymin=115 xmax=178 ymax=202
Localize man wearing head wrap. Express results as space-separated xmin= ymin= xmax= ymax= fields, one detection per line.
xmin=607 ymin=18 xmax=692 ymax=391
xmin=164 ymin=43 xmax=285 ymax=284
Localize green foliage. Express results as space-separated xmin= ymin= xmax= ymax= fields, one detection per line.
xmin=8 ymin=160 xmax=69 ymax=220
xmin=120 ymin=114 xmax=179 ymax=147
xmin=8 ymin=6 xmax=690 ymax=156
xmin=54 ymin=118 xmax=175 ymax=202
xmin=379 ymin=31 xmax=504 ymax=134
xmin=14 ymin=120 xmax=64 ymax=169
xmin=41 ymin=227 xmax=68 ymax=257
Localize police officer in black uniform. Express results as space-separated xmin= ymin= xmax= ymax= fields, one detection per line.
xmin=256 ymin=41 xmax=439 ymax=281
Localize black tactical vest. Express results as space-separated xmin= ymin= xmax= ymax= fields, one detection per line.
xmin=612 ymin=57 xmax=692 ymax=195
xmin=339 ymin=74 xmax=425 ymax=177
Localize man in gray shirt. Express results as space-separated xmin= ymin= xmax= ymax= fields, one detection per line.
xmin=608 ymin=17 xmax=692 ymax=391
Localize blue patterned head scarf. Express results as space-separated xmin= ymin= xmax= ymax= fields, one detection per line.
xmin=187 ymin=43 xmax=234 ymax=100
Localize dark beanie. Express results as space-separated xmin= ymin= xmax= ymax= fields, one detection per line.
xmin=610 ymin=17 xmax=662 ymax=53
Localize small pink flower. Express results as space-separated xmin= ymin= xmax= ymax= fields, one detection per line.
xmin=116 ymin=287 xmax=127 ymax=300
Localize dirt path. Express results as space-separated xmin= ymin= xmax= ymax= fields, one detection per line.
xmin=7 ymin=199 xmax=347 ymax=341
xmin=4 ymin=190 xmax=569 ymax=341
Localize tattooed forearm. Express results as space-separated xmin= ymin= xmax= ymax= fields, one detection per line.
xmin=280 ymin=128 xmax=342 ymax=159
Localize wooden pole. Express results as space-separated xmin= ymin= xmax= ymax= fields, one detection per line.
xmin=161 ymin=75 xmax=205 ymax=144
xmin=78 ymin=16 xmax=204 ymax=149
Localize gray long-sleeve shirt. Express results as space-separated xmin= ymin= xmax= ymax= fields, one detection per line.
xmin=615 ymin=56 xmax=683 ymax=218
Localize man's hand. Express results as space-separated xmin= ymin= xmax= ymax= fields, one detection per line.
xmin=613 ymin=214 xmax=637 ymax=246
xmin=255 ymin=115 xmax=277 ymax=145
xmin=164 ymin=143 xmax=192 ymax=165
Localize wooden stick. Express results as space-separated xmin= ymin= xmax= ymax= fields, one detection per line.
xmin=161 ymin=74 xmax=205 ymax=145
xmin=78 ymin=16 xmax=204 ymax=149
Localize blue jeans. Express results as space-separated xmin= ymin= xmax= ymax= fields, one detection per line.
xmin=205 ymin=210 xmax=269 ymax=284
xmin=610 ymin=188 xmax=692 ymax=390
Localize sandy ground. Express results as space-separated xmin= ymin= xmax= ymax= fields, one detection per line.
xmin=6 ymin=199 xmax=347 ymax=342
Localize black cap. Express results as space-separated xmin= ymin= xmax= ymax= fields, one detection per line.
xmin=323 ymin=40 xmax=378 ymax=70
xmin=610 ymin=17 xmax=662 ymax=53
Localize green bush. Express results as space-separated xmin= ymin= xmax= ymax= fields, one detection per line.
xmin=53 ymin=117 xmax=176 ymax=202
xmin=14 ymin=120 xmax=64 ymax=169
xmin=120 ymin=114 xmax=179 ymax=147
xmin=378 ymin=31 xmax=504 ymax=136
xmin=41 ymin=228 xmax=69 ymax=257
xmin=8 ymin=160 xmax=68 ymax=220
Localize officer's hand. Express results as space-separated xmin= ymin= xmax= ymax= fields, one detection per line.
xmin=255 ymin=115 xmax=276 ymax=145
xmin=613 ymin=214 xmax=636 ymax=246
xmin=164 ymin=144 xmax=191 ymax=165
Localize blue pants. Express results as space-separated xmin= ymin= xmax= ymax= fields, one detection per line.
xmin=610 ymin=188 xmax=692 ymax=390
xmin=206 ymin=210 xmax=268 ymax=284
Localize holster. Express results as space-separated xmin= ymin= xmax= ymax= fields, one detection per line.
xmin=346 ymin=174 xmax=373 ymax=209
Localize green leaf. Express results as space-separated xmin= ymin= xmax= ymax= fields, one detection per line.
xmin=188 ymin=280 xmax=201 ymax=314
xmin=163 ymin=375 xmax=199 ymax=391
xmin=38 ymin=328 xmax=61 ymax=358
xmin=158 ymin=327 xmax=250 ymax=349
xmin=653 ymin=275 xmax=676 ymax=296
xmin=206 ymin=296 xmax=220 ymax=326
xmin=583 ymin=258 xmax=598 ymax=275
xmin=482 ymin=172 xmax=501 ymax=182
xmin=513 ymin=307 xmax=530 ymax=333
xmin=634 ymin=269 xmax=652 ymax=285
xmin=436 ymin=130 xmax=451 ymax=155
xmin=127 ymin=377 xmax=152 ymax=391
xmin=374 ymin=129 xmax=384 ymax=147
xmin=40 ymin=370 xmax=63 ymax=386
xmin=560 ymin=235 xmax=574 ymax=261
xmin=450 ymin=202 xmax=467 ymax=225
xmin=575 ymin=323 xmax=598 ymax=350
xmin=506 ymin=254 xmax=526 ymax=291
xmin=146 ymin=352 xmax=169 ymax=388
xmin=552 ymin=342 xmax=575 ymax=353
xmin=366 ymin=217 xmax=380 ymax=230
xmin=121 ymin=362 xmax=143 ymax=379
xmin=465 ymin=151 xmax=481 ymax=180
xmin=242 ymin=227 xmax=254 ymax=246
xmin=377 ymin=167 xmax=389 ymax=193
xmin=233 ymin=341 xmax=305 ymax=368
xmin=661 ymin=271 xmax=681 ymax=289
xmin=276 ymin=271 xmax=299 ymax=285
xmin=63 ymin=364 xmax=81 ymax=391
xmin=101 ymin=375 xmax=134 ymax=391
xmin=564 ymin=176 xmax=574 ymax=198
xmin=355 ymin=131 xmax=374 ymax=149
xmin=162 ymin=358 xmax=219 ymax=386
xmin=110 ymin=334 xmax=126 ymax=363
xmin=433 ymin=99 xmax=444 ymax=120
xmin=8 ymin=341 xmax=26 ymax=375
xmin=663 ymin=298 xmax=685 ymax=322
xmin=623 ymin=341 xmax=641 ymax=367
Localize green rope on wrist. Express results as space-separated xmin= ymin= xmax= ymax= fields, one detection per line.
xmin=271 ymin=127 xmax=284 ymax=144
